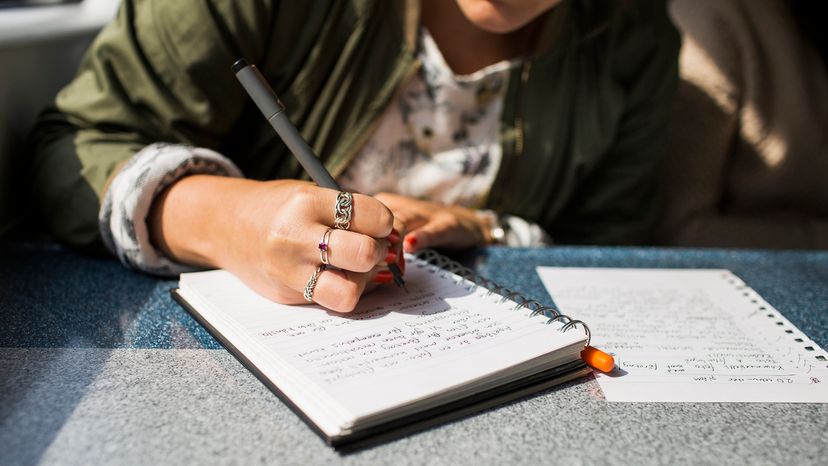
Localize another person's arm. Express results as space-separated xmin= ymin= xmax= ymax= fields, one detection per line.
xmin=656 ymin=0 xmax=828 ymax=249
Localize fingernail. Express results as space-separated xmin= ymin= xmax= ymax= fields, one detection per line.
xmin=405 ymin=236 xmax=417 ymax=247
xmin=373 ymin=271 xmax=393 ymax=283
xmin=385 ymin=250 xmax=397 ymax=264
xmin=388 ymin=230 xmax=401 ymax=244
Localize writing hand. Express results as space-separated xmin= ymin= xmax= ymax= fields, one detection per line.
xmin=151 ymin=176 xmax=402 ymax=312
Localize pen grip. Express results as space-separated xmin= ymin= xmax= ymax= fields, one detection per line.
xmin=268 ymin=112 xmax=340 ymax=190
xmin=234 ymin=59 xmax=404 ymax=288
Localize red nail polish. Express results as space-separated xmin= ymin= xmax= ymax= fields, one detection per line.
xmin=406 ymin=236 xmax=417 ymax=247
xmin=385 ymin=251 xmax=397 ymax=264
xmin=388 ymin=231 xmax=400 ymax=244
xmin=373 ymin=271 xmax=393 ymax=283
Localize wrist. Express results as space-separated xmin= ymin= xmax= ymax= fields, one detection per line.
xmin=475 ymin=209 xmax=507 ymax=245
xmin=150 ymin=175 xmax=245 ymax=268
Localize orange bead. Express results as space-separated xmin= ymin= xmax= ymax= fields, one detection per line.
xmin=581 ymin=346 xmax=615 ymax=373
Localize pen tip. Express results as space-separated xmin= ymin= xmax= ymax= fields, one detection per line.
xmin=387 ymin=263 xmax=406 ymax=290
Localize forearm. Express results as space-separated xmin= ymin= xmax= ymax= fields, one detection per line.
xmin=98 ymin=143 xmax=243 ymax=275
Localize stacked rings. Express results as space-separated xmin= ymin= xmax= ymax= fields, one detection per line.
xmin=305 ymin=192 xmax=354 ymax=304
xmin=334 ymin=191 xmax=353 ymax=230
xmin=318 ymin=228 xmax=333 ymax=265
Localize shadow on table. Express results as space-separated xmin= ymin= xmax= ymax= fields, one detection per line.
xmin=0 ymin=244 xmax=158 ymax=465
xmin=603 ymin=367 xmax=629 ymax=378
xmin=338 ymin=371 xmax=594 ymax=455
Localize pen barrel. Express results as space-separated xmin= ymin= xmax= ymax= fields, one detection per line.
xmin=234 ymin=61 xmax=339 ymax=190
xmin=234 ymin=64 xmax=285 ymax=119
xmin=268 ymin=112 xmax=339 ymax=189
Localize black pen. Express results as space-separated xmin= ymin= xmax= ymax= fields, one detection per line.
xmin=232 ymin=58 xmax=406 ymax=290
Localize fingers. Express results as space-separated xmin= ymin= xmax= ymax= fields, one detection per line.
xmin=299 ymin=265 xmax=372 ymax=313
xmin=296 ymin=184 xmax=393 ymax=238
xmin=226 ymin=181 xmax=406 ymax=314
xmin=403 ymin=212 xmax=484 ymax=252
xmin=403 ymin=215 xmax=447 ymax=252
xmin=314 ymin=226 xmax=394 ymax=273
xmin=374 ymin=192 xmax=428 ymax=232
xmin=410 ymin=221 xmax=462 ymax=250
xmin=260 ymin=262 xmax=387 ymax=313
xmin=285 ymin=225 xmax=402 ymax=313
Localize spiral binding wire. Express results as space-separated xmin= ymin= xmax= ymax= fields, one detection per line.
xmin=413 ymin=249 xmax=591 ymax=346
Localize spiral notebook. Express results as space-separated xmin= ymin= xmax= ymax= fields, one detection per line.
xmin=172 ymin=251 xmax=591 ymax=449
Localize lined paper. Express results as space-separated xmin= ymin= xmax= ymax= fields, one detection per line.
xmin=537 ymin=268 xmax=828 ymax=403
xmin=180 ymin=257 xmax=586 ymax=423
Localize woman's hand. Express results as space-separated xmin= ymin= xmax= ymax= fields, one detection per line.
xmin=373 ymin=192 xmax=494 ymax=253
xmin=150 ymin=175 xmax=402 ymax=312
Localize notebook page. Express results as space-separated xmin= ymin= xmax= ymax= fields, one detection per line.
xmin=176 ymin=284 xmax=352 ymax=435
xmin=182 ymin=257 xmax=586 ymax=426
xmin=536 ymin=268 xmax=828 ymax=403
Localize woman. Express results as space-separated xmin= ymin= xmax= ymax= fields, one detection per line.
xmin=27 ymin=0 xmax=679 ymax=312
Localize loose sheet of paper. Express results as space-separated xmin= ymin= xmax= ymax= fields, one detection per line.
xmin=537 ymin=268 xmax=828 ymax=403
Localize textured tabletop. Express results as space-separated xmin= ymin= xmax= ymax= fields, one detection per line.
xmin=2 ymin=243 xmax=827 ymax=465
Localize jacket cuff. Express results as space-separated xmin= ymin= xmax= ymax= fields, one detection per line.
xmin=501 ymin=214 xmax=553 ymax=247
xmin=98 ymin=143 xmax=243 ymax=277
xmin=476 ymin=210 xmax=552 ymax=247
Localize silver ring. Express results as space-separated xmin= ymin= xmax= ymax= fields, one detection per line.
xmin=318 ymin=228 xmax=333 ymax=265
xmin=303 ymin=265 xmax=325 ymax=302
xmin=334 ymin=191 xmax=353 ymax=230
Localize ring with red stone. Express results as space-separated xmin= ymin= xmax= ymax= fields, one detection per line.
xmin=318 ymin=228 xmax=333 ymax=265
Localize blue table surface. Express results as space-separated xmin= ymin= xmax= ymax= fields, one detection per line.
xmin=3 ymin=242 xmax=826 ymax=350
xmin=2 ymin=243 xmax=828 ymax=466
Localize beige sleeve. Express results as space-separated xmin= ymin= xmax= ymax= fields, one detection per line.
xmin=656 ymin=0 xmax=828 ymax=250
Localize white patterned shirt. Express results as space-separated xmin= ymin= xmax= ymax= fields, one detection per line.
xmin=338 ymin=29 xmax=515 ymax=209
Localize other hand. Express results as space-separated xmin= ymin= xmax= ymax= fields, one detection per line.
xmin=373 ymin=192 xmax=494 ymax=253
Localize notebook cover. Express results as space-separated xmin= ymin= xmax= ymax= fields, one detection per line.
xmin=172 ymin=288 xmax=590 ymax=451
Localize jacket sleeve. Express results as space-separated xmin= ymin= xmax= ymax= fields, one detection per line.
xmin=551 ymin=1 xmax=680 ymax=245
xmin=27 ymin=0 xmax=275 ymax=248
xmin=655 ymin=0 xmax=828 ymax=250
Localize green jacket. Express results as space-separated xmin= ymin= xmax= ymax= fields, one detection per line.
xmin=27 ymin=0 xmax=679 ymax=249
